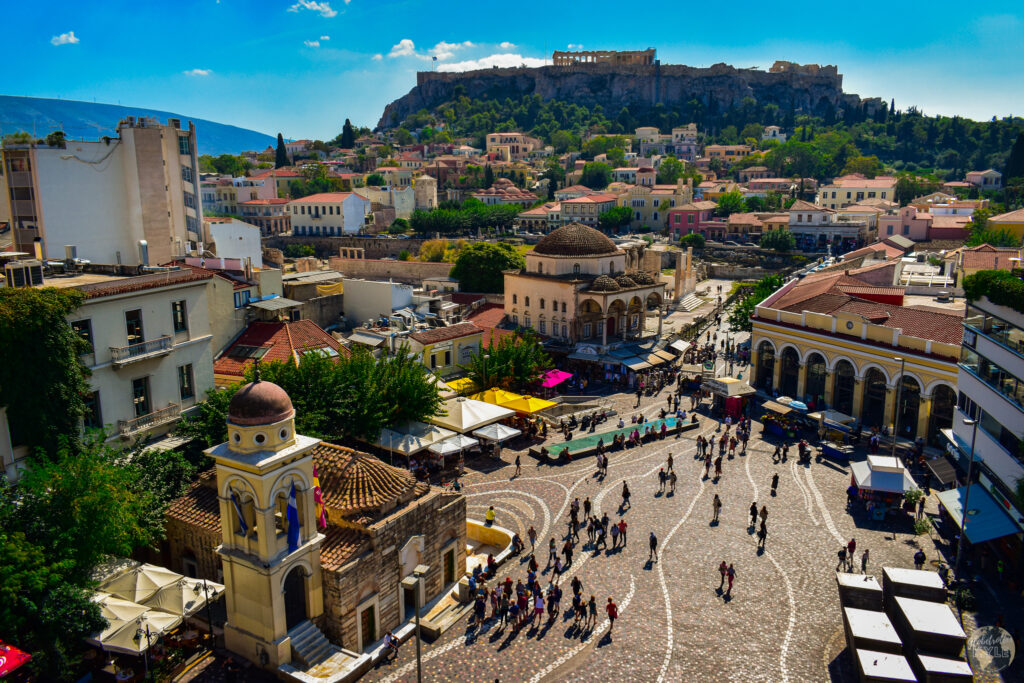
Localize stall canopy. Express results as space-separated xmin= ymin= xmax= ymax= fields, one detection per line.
xmin=91 ymin=593 xmax=152 ymax=643
xmin=924 ymin=455 xmax=958 ymax=489
xmin=472 ymin=423 xmax=522 ymax=442
xmin=377 ymin=422 xmax=456 ymax=455
xmin=0 ymin=641 xmax=31 ymax=677
xmin=541 ymin=369 xmax=573 ymax=388
xmin=89 ymin=611 xmax=183 ymax=655
xmin=622 ymin=357 xmax=651 ymax=371
xmin=471 ymin=388 xmax=523 ymax=406
xmin=500 ymin=395 xmax=557 ymax=415
xmin=427 ymin=433 xmax=479 ymax=458
xmin=101 ymin=564 xmax=182 ymax=603
xmin=428 ymin=397 xmax=514 ymax=433
xmin=761 ymin=400 xmax=793 ymax=415
xmin=669 ymin=339 xmax=691 ymax=354
xmin=704 ymin=377 xmax=757 ymax=397
xmin=851 ymin=456 xmax=916 ymax=494
xmin=447 ymin=377 xmax=478 ymax=395
xmin=936 ymin=484 xmax=1021 ymax=544
xmin=144 ymin=578 xmax=225 ymax=617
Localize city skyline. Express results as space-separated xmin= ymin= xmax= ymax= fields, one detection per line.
xmin=6 ymin=1 xmax=1024 ymax=139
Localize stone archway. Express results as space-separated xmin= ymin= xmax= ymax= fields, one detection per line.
xmin=928 ymin=385 xmax=956 ymax=447
xmin=607 ymin=299 xmax=626 ymax=339
xmin=861 ymin=368 xmax=887 ymax=430
xmin=896 ymin=375 xmax=921 ymax=440
xmin=805 ymin=353 xmax=827 ymax=406
xmin=779 ymin=347 xmax=800 ymax=397
xmin=283 ymin=566 xmax=307 ymax=631
xmin=832 ymin=360 xmax=856 ymax=416
xmin=756 ymin=341 xmax=775 ymax=391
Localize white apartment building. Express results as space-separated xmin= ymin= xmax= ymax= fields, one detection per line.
xmin=288 ymin=192 xmax=371 ymax=235
xmin=817 ymin=174 xmax=897 ymax=210
xmin=0 ymin=267 xmax=216 ymax=479
xmin=2 ymin=116 xmax=201 ymax=265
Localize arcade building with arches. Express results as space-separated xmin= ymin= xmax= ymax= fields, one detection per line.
xmin=163 ymin=377 xmax=466 ymax=674
xmin=502 ymin=222 xmax=668 ymax=347
xmin=749 ymin=268 xmax=962 ymax=446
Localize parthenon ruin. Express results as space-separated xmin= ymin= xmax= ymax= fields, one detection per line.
xmin=552 ymin=48 xmax=656 ymax=66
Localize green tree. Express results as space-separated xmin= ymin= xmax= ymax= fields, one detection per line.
xmin=743 ymin=195 xmax=766 ymax=212
xmin=44 ymin=130 xmax=66 ymax=148
xmin=965 ymin=208 xmax=1019 ymax=247
xmin=394 ymin=127 xmax=414 ymax=146
xmin=388 ymin=218 xmax=410 ymax=234
xmin=715 ymin=190 xmax=745 ymax=217
xmin=450 ymin=242 xmax=525 ymax=292
xmin=0 ymin=287 xmax=90 ymax=459
xmin=460 ymin=331 xmax=552 ymax=392
xmin=419 ymin=239 xmax=449 ymax=262
xmin=679 ymin=233 xmax=705 ymax=249
xmin=275 ymin=133 xmax=289 ymax=168
xmin=727 ymin=273 xmax=785 ymax=332
xmin=366 ymin=173 xmax=385 ymax=186
xmin=598 ymin=206 xmax=633 ymax=232
xmin=1005 ymin=132 xmax=1024 ymax=182
xmin=484 ymin=164 xmax=495 ymax=188
xmin=340 ymin=118 xmax=356 ymax=148
xmin=656 ymin=156 xmax=686 ymax=185
xmin=580 ymin=162 xmax=612 ymax=190
xmin=397 ymin=249 xmax=411 ymax=261
xmin=759 ymin=227 xmax=796 ymax=252
xmin=841 ymin=155 xmax=883 ymax=178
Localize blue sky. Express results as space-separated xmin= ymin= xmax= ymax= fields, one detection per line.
xmin=7 ymin=1 xmax=1024 ymax=140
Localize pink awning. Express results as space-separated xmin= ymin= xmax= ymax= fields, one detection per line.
xmin=541 ymin=369 xmax=573 ymax=388
xmin=0 ymin=642 xmax=31 ymax=677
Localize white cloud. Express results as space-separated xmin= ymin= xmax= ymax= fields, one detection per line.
xmin=372 ymin=53 xmax=383 ymax=61
xmin=429 ymin=40 xmax=474 ymax=61
xmin=183 ymin=68 xmax=213 ymax=76
xmin=320 ymin=35 xmax=330 ymax=40
xmin=304 ymin=40 xmax=320 ymax=47
xmin=50 ymin=31 xmax=79 ymax=46
xmin=288 ymin=0 xmax=337 ymax=18
xmin=438 ymin=53 xmax=547 ymax=72
xmin=388 ymin=38 xmax=416 ymax=58
xmin=499 ymin=41 xmax=515 ymax=49
xmin=567 ymin=43 xmax=583 ymax=49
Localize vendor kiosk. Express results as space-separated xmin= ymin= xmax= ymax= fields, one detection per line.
xmin=850 ymin=456 xmax=917 ymax=521
xmin=703 ymin=376 xmax=756 ymax=420
xmin=809 ymin=409 xmax=857 ymax=460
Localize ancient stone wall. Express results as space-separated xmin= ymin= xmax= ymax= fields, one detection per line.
xmin=327 ymin=257 xmax=453 ymax=285
xmin=264 ymin=235 xmax=432 ymax=260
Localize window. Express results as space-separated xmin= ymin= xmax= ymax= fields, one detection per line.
xmin=178 ymin=135 xmax=191 ymax=156
xmin=796 ymin=214 xmax=802 ymax=222
xmin=178 ymin=364 xmax=195 ymax=400
xmin=524 ymin=316 xmax=531 ymax=329
xmin=172 ymin=300 xmax=188 ymax=333
xmin=540 ymin=299 xmax=545 ymax=310
xmin=537 ymin=263 xmax=543 ymax=274
xmin=867 ymin=191 xmax=876 ymax=198
xmin=234 ymin=290 xmax=251 ymax=308
xmin=881 ymin=192 xmax=887 ymax=198
xmin=573 ymin=264 xmax=581 ymax=276
xmin=72 ymin=319 xmax=94 ymax=354
xmin=181 ymin=165 xmax=193 ymax=183
xmin=887 ymin=226 xmax=894 ymax=235
xmin=561 ymin=302 xmax=566 ymax=313
xmin=131 ymin=377 xmax=151 ymax=417
xmin=512 ymin=294 xmax=517 ymax=304
xmin=83 ymin=391 xmax=102 ymax=429
xmin=902 ymin=225 xmax=910 ymax=235
xmin=583 ymin=322 xmax=592 ymax=337
xmin=539 ymin=321 xmax=546 ymax=334
xmin=184 ymin=192 xmax=197 ymax=209
xmin=512 ymin=315 xmax=518 ymax=325
xmin=125 ymin=309 xmax=144 ymax=345
xmin=430 ymin=353 xmax=437 ymax=369
xmin=562 ymin=324 xmax=568 ymax=338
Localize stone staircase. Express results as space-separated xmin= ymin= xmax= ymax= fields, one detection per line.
xmin=675 ymin=294 xmax=703 ymax=312
xmin=288 ymin=620 xmax=336 ymax=668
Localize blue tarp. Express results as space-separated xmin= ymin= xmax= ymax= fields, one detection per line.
xmin=936 ymin=485 xmax=1020 ymax=544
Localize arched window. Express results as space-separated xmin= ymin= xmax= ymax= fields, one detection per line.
xmin=573 ymin=264 xmax=581 ymax=276
xmin=512 ymin=294 xmax=517 ymax=304
xmin=896 ymin=376 xmax=921 ymax=440
xmin=779 ymin=347 xmax=800 ymax=397
xmin=756 ymin=341 xmax=775 ymax=391
xmin=861 ymin=368 xmax=888 ymax=430
xmin=832 ymin=360 xmax=855 ymax=415
xmin=805 ymin=353 xmax=827 ymax=405
xmin=540 ymin=299 xmax=545 ymax=310
xmin=525 ymin=296 xmax=530 ymax=307
xmin=928 ymin=385 xmax=956 ymax=447
xmin=537 ymin=262 xmax=543 ymax=274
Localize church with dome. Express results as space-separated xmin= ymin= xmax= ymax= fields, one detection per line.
xmin=503 ymin=222 xmax=668 ymax=346
xmin=163 ymin=376 xmax=467 ymax=675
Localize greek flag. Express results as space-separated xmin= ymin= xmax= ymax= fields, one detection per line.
xmin=230 ymin=488 xmax=249 ymax=536
xmin=287 ymin=483 xmax=301 ymax=552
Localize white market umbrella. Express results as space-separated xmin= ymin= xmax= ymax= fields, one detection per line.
xmin=428 ymin=434 xmax=479 ymax=456
xmin=143 ymin=578 xmax=225 ymax=617
xmin=93 ymin=611 xmax=183 ymax=655
xmin=101 ymin=564 xmax=183 ymax=604
xmin=428 ymin=397 xmax=514 ymax=433
xmin=90 ymin=593 xmax=152 ymax=643
xmin=472 ymin=423 xmax=522 ymax=443
xmin=376 ymin=428 xmax=429 ymax=455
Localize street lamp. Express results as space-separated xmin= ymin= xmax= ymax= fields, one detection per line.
xmin=954 ymin=417 xmax=979 ymax=582
xmin=401 ymin=564 xmax=430 ymax=683
xmin=194 ymin=579 xmax=215 ymax=650
xmin=133 ymin=622 xmax=153 ymax=677
xmin=890 ymin=357 xmax=906 ymax=460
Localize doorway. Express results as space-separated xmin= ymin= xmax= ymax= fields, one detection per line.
xmin=283 ymin=566 xmax=307 ymax=631
xmin=444 ymin=548 xmax=455 ymax=585
xmin=359 ymin=604 xmax=376 ymax=650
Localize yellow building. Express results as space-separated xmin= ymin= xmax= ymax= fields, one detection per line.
xmin=617 ymin=180 xmax=694 ymax=230
xmin=407 ymin=322 xmax=483 ymax=377
xmin=749 ymin=270 xmax=962 ymax=444
xmin=988 ymin=208 xmax=1024 ymax=241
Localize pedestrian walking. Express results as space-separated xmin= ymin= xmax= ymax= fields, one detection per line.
xmin=587 ymin=595 xmax=598 ymax=630
xmin=547 ymin=538 xmax=557 ymax=568
xmin=836 ymin=547 xmax=848 ymax=572
xmin=847 ymin=539 xmax=857 ymax=570
xmin=759 ymin=505 xmax=768 ymax=525
xmin=552 ymin=558 xmax=563 ymax=584
xmin=610 ymin=521 xmax=620 ymax=549
xmin=771 ymin=473 xmax=779 ymax=496
xmin=704 ymin=455 xmax=712 ymax=478
xmin=514 ymin=454 xmax=521 ymax=477
xmin=861 ymin=549 xmax=869 ymax=574
xmin=618 ymin=519 xmax=628 ymax=546
xmin=718 ymin=560 xmax=728 ymax=589
xmin=649 ymin=531 xmax=659 ymax=561
xmin=584 ymin=497 xmax=592 ymax=518
xmin=486 ymin=506 xmax=496 ymax=525
xmin=528 ymin=525 xmax=537 ymax=550
xmin=669 ymin=470 xmax=678 ymax=493
xmin=714 ymin=455 xmax=723 ymax=478
xmin=622 ymin=482 xmax=631 ymax=509
xmin=658 ymin=468 xmax=667 ymax=493
xmin=914 ymin=549 xmax=926 ymax=570
xmin=606 ymin=597 xmax=618 ymax=632
xmin=712 ymin=494 xmax=722 ymax=523
xmin=749 ymin=502 xmax=758 ymax=527
xmin=757 ymin=521 xmax=767 ymax=549
xmin=917 ymin=496 xmax=926 ymax=520
xmin=563 ymin=540 xmax=574 ymax=566
xmin=726 ymin=564 xmax=736 ymax=595
xmin=667 ymin=453 xmax=674 ymax=472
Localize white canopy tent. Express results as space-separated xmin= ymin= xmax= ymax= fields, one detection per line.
xmin=89 ymin=611 xmax=184 ymax=655
xmin=376 ymin=421 xmax=456 ymax=456
xmin=428 ymin=397 xmax=514 ymax=433
xmin=91 ymin=593 xmax=152 ymax=644
xmin=143 ymin=578 xmax=225 ymax=617
xmin=472 ymin=423 xmax=522 ymax=443
xmin=100 ymin=563 xmax=183 ymax=603
xmin=851 ymin=456 xmax=916 ymax=494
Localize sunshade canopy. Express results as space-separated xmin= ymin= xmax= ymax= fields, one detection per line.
xmin=447 ymin=377 xmax=478 ymax=394
xmin=761 ymin=400 xmax=792 ymax=415
xmin=92 ymin=593 xmax=152 ymax=642
xmin=472 ymin=423 xmax=522 ymax=442
xmin=427 ymin=434 xmax=479 ymax=457
xmin=470 ymin=388 xmax=523 ymax=405
xmin=428 ymin=397 xmax=514 ymax=432
xmin=541 ymin=369 xmax=573 ymax=388
xmin=89 ymin=611 xmax=183 ymax=655
xmin=143 ymin=578 xmax=225 ymax=617
xmin=101 ymin=564 xmax=183 ymax=603
xmin=936 ymin=485 xmax=1022 ymax=544
xmin=851 ymin=456 xmax=916 ymax=494
xmin=500 ymin=395 xmax=557 ymax=415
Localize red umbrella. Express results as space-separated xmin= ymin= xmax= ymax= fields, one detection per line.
xmin=0 ymin=641 xmax=31 ymax=677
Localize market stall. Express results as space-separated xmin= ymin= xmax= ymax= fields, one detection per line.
xmin=809 ymin=409 xmax=857 ymax=460
xmin=761 ymin=399 xmax=798 ymax=438
xmin=427 ymin=434 xmax=480 ymax=471
xmin=704 ymin=376 xmax=756 ymax=419
xmin=850 ymin=456 xmax=917 ymax=519
xmin=500 ymin=395 xmax=558 ymax=416
xmin=470 ymin=388 xmax=523 ymax=406
xmin=428 ymin=397 xmax=514 ymax=434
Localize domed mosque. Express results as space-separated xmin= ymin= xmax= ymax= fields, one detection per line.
xmin=164 ymin=371 xmax=467 ymax=674
xmin=503 ymin=222 xmax=667 ymax=346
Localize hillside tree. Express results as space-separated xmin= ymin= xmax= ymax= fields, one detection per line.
xmin=275 ymin=133 xmax=288 ymax=168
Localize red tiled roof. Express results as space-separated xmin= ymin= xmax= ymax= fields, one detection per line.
xmin=466 ymin=304 xmax=513 ymax=347
xmin=240 ymin=198 xmax=289 ymax=205
xmin=314 ymin=443 xmax=419 ymax=517
xmin=289 ymin=192 xmax=353 ymax=203
xmin=841 ymin=242 xmax=904 ymax=262
xmin=408 ymin=321 xmax=482 ymax=345
xmin=562 ymin=194 xmax=618 ymax=203
xmin=166 ymin=470 xmax=220 ymax=532
xmin=75 ymin=269 xmax=213 ymax=299
xmin=990 ymin=208 xmax=1024 ymax=223
xmin=214 ymin=320 xmax=347 ymax=378
xmin=321 ymin=525 xmax=370 ymax=570
xmin=961 ymin=244 xmax=1019 ymax=270
xmin=252 ymin=169 xmax=301 ymax=178
xmin=449 ymin=292 xmax=486 ymax=306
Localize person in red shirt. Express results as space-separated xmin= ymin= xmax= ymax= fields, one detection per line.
xmin=606 ymin=597 xmax=618 ymax=632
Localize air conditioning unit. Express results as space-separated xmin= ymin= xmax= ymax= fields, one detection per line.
xmin=4 ymin=260 xmax=44 ymax=288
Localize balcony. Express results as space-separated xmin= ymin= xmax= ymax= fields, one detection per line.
xmin=117 ymin=403 xmax=181 ymax=437
xmin=110 ymin=335 xmax=173 ymax=367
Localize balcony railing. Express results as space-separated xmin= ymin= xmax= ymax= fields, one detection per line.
xmin=110 ymin=335 xmax=173 ymax=366
xmin=117 ymin=403 xmax=181 ymax=437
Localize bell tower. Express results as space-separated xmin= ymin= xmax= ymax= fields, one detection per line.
xmin=208 ymin=373 xmax=326 ymax=669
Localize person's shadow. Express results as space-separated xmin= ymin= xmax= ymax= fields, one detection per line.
xmin=597 ymin=632 xmax=613 ymax=647
xmin=643 ymin=559 xmax=655 ymax=571
xmin=710 ymin=519 xmax=720 ymax=527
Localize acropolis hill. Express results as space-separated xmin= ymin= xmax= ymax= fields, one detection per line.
xmin=377 ymin=49 xmax=880 ymax=129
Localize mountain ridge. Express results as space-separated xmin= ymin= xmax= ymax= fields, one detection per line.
xmin=0 ymin=95 xmax=275 ymax=156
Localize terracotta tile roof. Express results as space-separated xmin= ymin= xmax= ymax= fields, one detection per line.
xmin=289 ymin=192 xmax=353 ymax=203
xmin=563 ymin=194 xmax=618 ymax=203
xmin=75 ymin=269 xmax=213 ymax=299
xmin=449 ymin=293 xmax=486 ymax=306
xmin=556 ymin=185 xmax=591 ymax=193
xmin=841 ymin=242 xmax=904 ymax=261
xmin=990 ymin=208 xmax=1024 ymax=223
xmin=408 ymin=321 xmax=482 ymax=345
xmin=789 ymin=199 xmax=830 ymax=212
xmin=320 ymin=525 xmax=370 ymax=571
xmin=252 ymin=169 xmax=302 ymax=178
xmin=961 ymin=244 xmax=1019 ymax=271
xmin=313 ymin=443 xmax=420 ymax=517
xmin=240 ymin=198 xmax=289 ymax=205
xmin=466 ymin=304 xmax=513 ymax=347
xmin=166 ymin=470 xmax=220 ymax=533
xmin=214 ymin=320 xmax=347 ymax=378
xmin=837 ymin=285 xmax=904 ymax=297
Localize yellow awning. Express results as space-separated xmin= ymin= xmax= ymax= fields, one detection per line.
xmin=447 ymin=377 xmax=479 ymax=394
xmin=500 ymin=395 xmax=558 ymax=415
xmin=470 ymin=388 xmax=523 ymax=406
